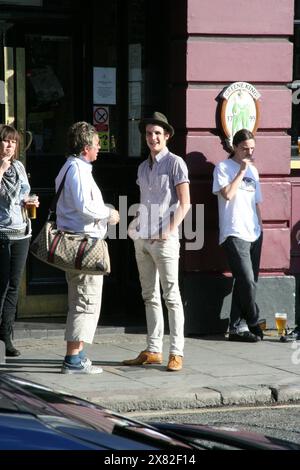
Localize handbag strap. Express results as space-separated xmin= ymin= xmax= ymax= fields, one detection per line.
xmin=49 ymin=165 xmax=72 ymax=217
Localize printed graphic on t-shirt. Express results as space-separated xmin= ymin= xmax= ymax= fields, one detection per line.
xmin=240 ymin=176 xmax=256 ymax=192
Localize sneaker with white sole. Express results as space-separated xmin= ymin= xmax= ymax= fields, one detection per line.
xmin=61 ymin=359 xmax=102 ymax=374
xmin=81 ymin=356 xmax=92 ymax=367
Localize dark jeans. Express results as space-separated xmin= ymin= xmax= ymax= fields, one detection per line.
xmin=222 ymin=233 xmax=263 ymax=333
xmin=0 ymin=237 xmax=30 ymax=333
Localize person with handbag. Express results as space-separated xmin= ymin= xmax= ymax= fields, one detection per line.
xmin=124 ymin=112 xmax=190 ymax=372
xmin=55 ymin=121 xmax=119 ymax=374
xmin=0 ymin=124 xmax=39 ymax=357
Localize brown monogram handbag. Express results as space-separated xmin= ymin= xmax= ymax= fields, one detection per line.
xmin=30 ymin=167 xmax=110 ymax=275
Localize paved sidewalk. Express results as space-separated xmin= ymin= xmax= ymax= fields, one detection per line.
xmin=1 ymin=323 xmax=300 ymax=413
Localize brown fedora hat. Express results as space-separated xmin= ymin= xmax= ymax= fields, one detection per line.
xmin=138 ymin=111 xmax=174 ymax=137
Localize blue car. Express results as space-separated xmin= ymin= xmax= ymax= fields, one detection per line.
xmin=0 ymin=373 xmax=299 ymax=451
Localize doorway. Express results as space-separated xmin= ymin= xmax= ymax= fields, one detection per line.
xmin=3 ymin=16 xmax=82 ymax=317
xmin=1 ymin=0 xmax=170 ymax=326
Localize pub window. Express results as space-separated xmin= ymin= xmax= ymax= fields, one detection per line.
xmin=92 ymin=0 xmax=168 ymax=158
xmin=127 ymin=0 xmax=168 ymax=157
xmin=127 ymin=0 xmax=145 ymax=157
xmin=92 ymin=0 xmax=136 ymax=156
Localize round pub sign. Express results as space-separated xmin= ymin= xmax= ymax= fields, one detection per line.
xmin=220 ymin=82 xmax=261 ymax=143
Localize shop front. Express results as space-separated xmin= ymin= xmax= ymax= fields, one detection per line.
xmin=0 ymin=0 xmax=170 ymax=325
xmin=0 ymin=0 xmax=298 ymax=332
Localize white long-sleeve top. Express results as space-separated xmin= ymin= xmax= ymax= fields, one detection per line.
xmin=55 ymin=155 xmax=110 ymax=239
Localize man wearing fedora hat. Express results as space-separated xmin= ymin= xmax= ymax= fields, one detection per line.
xmin=124 ymin=112 xmax=190 ymax=371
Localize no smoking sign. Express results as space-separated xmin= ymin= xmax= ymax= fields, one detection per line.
xmin=93 ymin=105 xmax=109 ymax=131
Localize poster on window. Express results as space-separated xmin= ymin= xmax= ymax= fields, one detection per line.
xmin=93 ymin=67 xmax=116 ymax=105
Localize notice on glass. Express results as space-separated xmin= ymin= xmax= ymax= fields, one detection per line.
xmin=93 ymin=67 xmax=116 ymax=105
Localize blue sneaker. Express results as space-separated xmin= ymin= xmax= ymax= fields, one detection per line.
xmin=61 ymin=359 xmax=102 ymax=374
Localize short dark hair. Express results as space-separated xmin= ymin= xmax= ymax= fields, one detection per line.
xmin=67 ymin=121 xmax=97 ymax=156
xmin=232 ymin=129 xmax=255 ymax=147
xmin=0 ymin=124 xmax=20 ymax=161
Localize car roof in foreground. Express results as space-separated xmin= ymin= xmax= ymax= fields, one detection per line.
xmin=0 ymin=373 xmax=193 ymax=450
xmin=0 ymin=373 xmax=299 ymax=451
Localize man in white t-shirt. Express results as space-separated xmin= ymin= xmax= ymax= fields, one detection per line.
xmin=213 ymin=129 xmax=263 ymax=342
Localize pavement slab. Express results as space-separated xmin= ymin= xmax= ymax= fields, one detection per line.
xmin=0 ymin=330 xmax=299 ymax=413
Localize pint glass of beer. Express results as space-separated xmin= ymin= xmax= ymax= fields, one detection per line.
xmin=275 ymin=313 xmax=287 ymax=336
xmin=26 ymin=194 xmax=38 ymax=219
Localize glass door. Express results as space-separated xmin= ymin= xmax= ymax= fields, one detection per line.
xmin=20 ymin=32 xmax=76 ymax=317
xmin=3 ymin=21 xmax=78 ymax=317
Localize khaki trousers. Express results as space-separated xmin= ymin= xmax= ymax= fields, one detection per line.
xmin=65 ymin=272 xmax=103 ymax=343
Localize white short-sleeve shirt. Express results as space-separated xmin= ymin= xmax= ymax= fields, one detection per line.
xmin=212 ymin=158 xmax=262 ymax=245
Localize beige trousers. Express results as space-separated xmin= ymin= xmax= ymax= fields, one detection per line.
xmin=65 ymin=272 xmax=103 ymax=343
xmin=134 ymin=238 xmax=185 ymax=356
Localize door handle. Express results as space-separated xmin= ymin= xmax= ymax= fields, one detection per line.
xmin=24 ymin=130 xmax=33 ymax=151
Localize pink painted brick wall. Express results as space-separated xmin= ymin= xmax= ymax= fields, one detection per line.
xmin=261 ymin=229 xmax=290 ymax=270
xmin=183 ymin=228 xmax=290 ymax=272
xmin=289 ymin=181 xmax=300 ymax=274
xmin=187 ymin=40 xmax=293 ymax=83
xmin=185 ymin=134 xmax=291 ymax=176
xmin=260 ymin=181 xmax=291 ymax=221
xmin=188 ymin=0 xmax=294 ymax=35
xmin=185 ymin=179 xmax=291 ymax=272
xmin=189 ymin=180 xmax=290 ymax=229
xmin=171 ymin=0 xmax=294 ymax=275
xmin=184 ymin=87 xmax=292 ymax=130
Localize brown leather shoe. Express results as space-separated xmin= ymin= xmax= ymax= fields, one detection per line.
xmin=123 ymin=350 xmax=163 ymax=366
xmin=167 ymin=354 xmax=183 ymax=371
